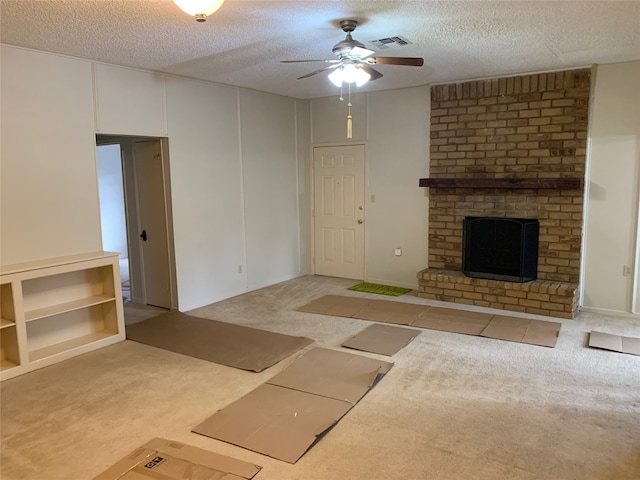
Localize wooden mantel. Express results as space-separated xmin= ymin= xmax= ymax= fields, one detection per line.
xmin=419 ymin=177 xmax=583 ymax=189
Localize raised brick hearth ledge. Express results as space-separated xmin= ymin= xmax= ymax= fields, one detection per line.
xmin=417 ymin=268 xmax=579 ymax=319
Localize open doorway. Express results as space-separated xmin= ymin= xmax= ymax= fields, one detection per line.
xmin=96 ymin=144 xmax=130 ymax=300
xmin=96 ymin=135 xmax=177 ymax=316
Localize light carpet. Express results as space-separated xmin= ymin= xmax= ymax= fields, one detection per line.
xmin=1 ymin=275 xmax=639 ymax=480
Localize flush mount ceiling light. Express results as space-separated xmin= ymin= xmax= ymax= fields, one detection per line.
xmin=173 ymin=0 xmax=224 ymax=22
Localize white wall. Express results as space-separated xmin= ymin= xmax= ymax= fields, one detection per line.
xmin=310 ymin=86 xmax=430 ymax=288
xmin=94 ymin=63 xmax=167 ymax=136
xmin=1 ymin=45 xmax=308 ymax=313
xmin=164 ymin=77 xmax=247 ymax=310
xmin=582 ymin=61 xmax=640 ymax=315
xmin=367 ymin=87 xmax=430 ymax=287
xmin=1 ymin=46 xmax=102 ymax=264
xmin=239 ymin=89 xmax=304 ymax=290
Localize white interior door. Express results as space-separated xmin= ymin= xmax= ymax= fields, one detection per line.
xmin=313 ymin=145 xmax=366 ymax=280
xmin=133 ymin=140 xmax=172 ymax=308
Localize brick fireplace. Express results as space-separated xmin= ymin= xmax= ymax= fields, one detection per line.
xmin=417 ymin=68 xmax=590 ymax=319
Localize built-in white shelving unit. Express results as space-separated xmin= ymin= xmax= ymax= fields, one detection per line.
xmin=0 ymin=252 xmax=125 ymax=381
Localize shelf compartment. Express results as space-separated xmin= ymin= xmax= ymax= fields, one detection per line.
xmin=25 ymin=294 xmax=115 ymax=322
xmin=21 ymin=265 xmax=116 ymax=314
xmin=29 ymin=331 xmax=114 ymax=363
xmin=1 ymin=359 xmax=19 ymax=371
xmin=1 ymin=283 xmax=16 ymax=327
xmin=1 ymin=318 xmax=15 ymax=329
xmin=1 ymin=326 xmax=20 ymax=370
xmin=26 ymin=301 xmax=119 ymax=363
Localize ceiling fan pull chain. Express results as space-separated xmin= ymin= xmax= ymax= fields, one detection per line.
xmin=347 ymin=83 xmax=353 ymax=139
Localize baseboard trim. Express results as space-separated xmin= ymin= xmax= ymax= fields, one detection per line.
xmin=578 ymin=306 xmax=640 ymax=319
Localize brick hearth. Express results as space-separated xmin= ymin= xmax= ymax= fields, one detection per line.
xmin=418 ymin=69 xmax=590 ymax=319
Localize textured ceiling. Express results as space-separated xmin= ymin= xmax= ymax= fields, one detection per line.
xmin=1 ymin=1 xmax=639 ymax=100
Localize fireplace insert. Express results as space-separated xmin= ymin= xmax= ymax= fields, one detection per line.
xmin=462 ymin=216 xmax=539 ymax=282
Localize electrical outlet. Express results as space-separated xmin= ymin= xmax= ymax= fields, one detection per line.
xmin=623 ymin=265 xmax=632 ymax=276
xmin=394 ymin=247 xmax=402 ymax=256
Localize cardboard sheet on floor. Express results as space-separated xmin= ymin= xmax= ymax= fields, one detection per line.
xmin=192 ymin=347 xmax=393 ymax=463
xmin=413 ymin=307 xmax=493 ymax=335
xmin=357 ymin=299 xmax=431 ymax=325
xmin=126 ymin=310 xmax=313 ymax=372
xmin=342 ymin=324 xmax=421 ymax=356
xmin=480 ymin=315 xmax=561 ymax=348
xmin=267 ymin=347 xmax=393 ymax=402
xmin=295 ymin=294 xmax=371 ymax=317
xmin=93 ymin=437 xmax=262 ymax=480
xmin=589 ymin=331 xmax=640 ymax=356
xmin=296 ymin=295 xmax=562 ymax=348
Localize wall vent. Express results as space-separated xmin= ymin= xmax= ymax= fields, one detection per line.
xmin=368 ymin=36 xmax=412 ymax=49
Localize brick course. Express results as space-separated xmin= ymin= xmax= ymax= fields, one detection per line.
xmin=418 ymin=69 xmax=590 ymax=319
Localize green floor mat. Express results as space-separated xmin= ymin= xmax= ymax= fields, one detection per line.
xmin=347 ymin=282 xmax=412 ymax=296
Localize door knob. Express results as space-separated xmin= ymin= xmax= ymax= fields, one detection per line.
xmin=140 ymin=229 xmax=147 ymax=241
xmin=357 ymin=219 xmax=363 ymax=224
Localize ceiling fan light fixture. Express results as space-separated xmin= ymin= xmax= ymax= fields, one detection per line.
xmin=350 ymin=46 xmax=375 ymax=59
xmin=173 ymin=0 xmax=224 ymax=22
xmin=341 ymin=63 xmax=359 ymax=83
xmin=354 ymin=67 xmax=371 ymax=87
xmin=328 ymin=64 xmax=371 ymax=87
xmin=327 ymin=68 xmax=344 ymax=87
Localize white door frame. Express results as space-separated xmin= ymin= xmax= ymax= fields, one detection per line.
xmin=310 ymin=142 xmax=368 ymax=279
xmin=96 ymin=135 xmax=178 ymax=310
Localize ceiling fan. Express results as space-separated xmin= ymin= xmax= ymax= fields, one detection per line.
xmin=281 ymin=19 xmax=424 ymax=87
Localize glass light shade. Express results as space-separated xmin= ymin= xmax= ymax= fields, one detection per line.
xmin=173 ymin=0 xmax=224 ymax=18
xmin=341 ymin=64 xmax=359 ymax=83
xmin=354 ymin=68 xmax=371 ymax=87
xmin=328 ymin=65 xmax=371 ymax=87
xmin=328 ymin=68 xmax=344 ymax=87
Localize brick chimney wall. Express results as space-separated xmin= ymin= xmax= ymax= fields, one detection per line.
xmin=418 ymin=68 xmax=591 ymax=318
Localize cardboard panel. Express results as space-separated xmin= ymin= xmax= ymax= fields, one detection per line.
xmin=93 ymin=438 xmax=261 ymax=480
xmin=521 ymin=319 xmax=561 ymax=348
xmin=588 ymin=331 xmax=622 ymax=351
xmin=622 ymin=336 xmax=640 ymax=355
xmin=193 ymin=348 xmax=393 ymax=463
xmin=126 ymin=311 xmax=313 ymax=372
xmin=356 ymin=300 xmax=430 ymax=325
xmin=193 ymin=383 xmax=353 ymax=464
xmin=480 ymin=315 xmax=531 ymax=342
xmin=589 ymin=331 xmax=640 ymax=356
xmin=342 ymin=324 xmax=421 ymax=356
xmin=296 ymin=295 xmax=371 ymax=317
xmin=296 ymin=295 xmax=562 ymax=348
xmin=267 ymin=347 xmax=393 ymax=403
xmin=412 ymin=307 xmax=493 ymax=335
xmin=481 ymin=315 xmax=560 ymax=348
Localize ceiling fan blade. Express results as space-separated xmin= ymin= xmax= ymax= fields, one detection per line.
xmin=360 ymin=64 xmax=383 ymax=81
xmin=297 ymin=64 xmax=339 ymax=80
xmin=367 ymin=57 xmax=424 ymax=66
xmin=281 ymin=59 xmax=338 ymax=64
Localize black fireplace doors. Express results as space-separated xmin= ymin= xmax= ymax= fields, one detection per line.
xmin=462 ymin=217 xmax=539 ymax=282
